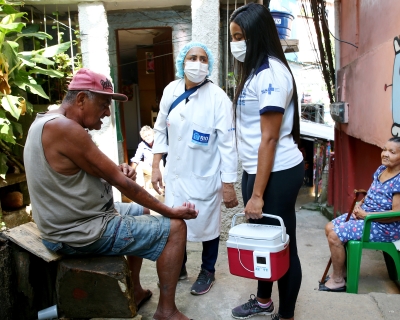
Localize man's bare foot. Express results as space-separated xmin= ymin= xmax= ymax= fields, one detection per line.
xmin=153 ymin=308 xmax=191 ymax=320
xmin=134 ymin=288 xmax=152 ymax=310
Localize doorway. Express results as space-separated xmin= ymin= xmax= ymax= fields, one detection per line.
xmin=116 ymin=27 xmax=174 ymax=163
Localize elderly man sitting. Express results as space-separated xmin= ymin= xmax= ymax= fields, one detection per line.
xmin=24 ymin=68 xmax=198 ymax=320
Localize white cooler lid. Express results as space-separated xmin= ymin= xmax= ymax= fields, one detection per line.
xmin=229 ymin=223 xmax=282 ymax=240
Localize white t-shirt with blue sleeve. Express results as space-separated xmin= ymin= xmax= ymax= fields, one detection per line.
xmin=236 ymin=57 xmax=303 ymax=174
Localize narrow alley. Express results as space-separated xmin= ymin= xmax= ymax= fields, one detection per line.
xmin=136 ymin=194 xmax=400 ymax=320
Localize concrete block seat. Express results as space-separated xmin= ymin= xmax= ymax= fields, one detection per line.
xmin=57 ymin=255 xmax=136 ymax=318
xmin=3 ymin=222 xmax=137 ymax=318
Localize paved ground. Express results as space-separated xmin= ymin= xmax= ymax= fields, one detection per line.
xmin=124 ymin=195 xmax=400 ymax=320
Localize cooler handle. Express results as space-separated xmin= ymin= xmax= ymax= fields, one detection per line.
xmin=231 ymin=213 xmax=287 ymax=243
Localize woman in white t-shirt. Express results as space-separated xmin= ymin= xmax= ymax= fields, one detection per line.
xmin=229 ymin=4 xmax=304 ymax=320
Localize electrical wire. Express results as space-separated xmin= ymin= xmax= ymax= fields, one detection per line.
xmin=93 ymin=33 xmax=194 ymax=59
xmin=118 ymin=52 xmax=174 ymax=67
xmin=320 ymin=2 xmax=358 ymax=49
xmin=301 ymin=0 xmax=324 ymax=82
xmin=24 ymin=4 xmax=192 ymax=34
xmin=130 ymin=8 xmax=191 ymax=24
xmin=301 ymin=0 xmax=322 ymax=68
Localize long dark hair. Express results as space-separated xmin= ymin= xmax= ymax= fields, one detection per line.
xmin=230 ymin=3 xmax=300 ymax=144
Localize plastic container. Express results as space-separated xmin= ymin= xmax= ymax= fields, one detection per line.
xmin=37 ymin=305 xmax=58 ymax=320
xmin=226 ymin=213 xmax=290 ymax=281
xmin=271 ymin=11 xmax=295 ymax=39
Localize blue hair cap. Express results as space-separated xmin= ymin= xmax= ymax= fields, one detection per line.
xmin=175 ymin=41 xmax=214 ymax=78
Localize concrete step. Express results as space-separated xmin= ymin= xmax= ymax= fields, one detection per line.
xmin=136 ymin=204 xmax=400 ymax=320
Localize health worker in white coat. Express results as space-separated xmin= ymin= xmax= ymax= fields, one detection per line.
xmin=152 ymin=42 xmax=238 ymax=296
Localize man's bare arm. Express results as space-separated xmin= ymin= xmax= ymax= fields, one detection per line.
xmin=42 ymin=117 xmax=197 ymax=219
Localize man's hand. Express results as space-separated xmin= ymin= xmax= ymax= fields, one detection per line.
xmin=244 ymin=195 xmax=264 ymax=220
xmin=118 ymin=163 xmax=137 ymax=181
xmin=223 ymin=183 xmax=239 ymax=208
xmin=151 ymin=167 xmax=164 ymax=195
xmin=171 ymin=202 xmax=199 ymax=220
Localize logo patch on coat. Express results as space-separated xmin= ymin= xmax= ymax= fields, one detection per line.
xmin=192 ymin=130 xmax=210 ymax=145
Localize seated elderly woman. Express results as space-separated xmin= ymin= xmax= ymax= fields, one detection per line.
xmin=320 ymin=137 xmax=400 ymax=292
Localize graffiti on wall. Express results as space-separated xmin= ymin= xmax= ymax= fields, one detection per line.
xmin=390 ymin=37 xmax=400 ymax=136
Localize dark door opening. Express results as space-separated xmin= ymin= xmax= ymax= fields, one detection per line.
xmin=116 ymin=27 xmax=174 ymax=163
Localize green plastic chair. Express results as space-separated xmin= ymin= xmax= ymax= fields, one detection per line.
xmin=346 ymin=211 xmax=400 ymax=293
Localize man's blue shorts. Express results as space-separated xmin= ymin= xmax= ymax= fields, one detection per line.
xmin=42 ymin=202 xmax=171 ymax=261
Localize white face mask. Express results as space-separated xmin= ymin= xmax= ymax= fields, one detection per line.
xmin=184 ymin=61 xmax=209 ymax=83
xmin=230 ymin=40 xmax=247 ymax=62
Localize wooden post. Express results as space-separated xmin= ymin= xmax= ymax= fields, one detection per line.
xmin=314 ymin=142 xmax=320 ymax=202
xmin=68 ymin=6 xmax=74 ymax=73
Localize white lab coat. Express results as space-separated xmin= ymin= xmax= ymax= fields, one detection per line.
xmin=153 ymin=79 xmax=237 ymax=241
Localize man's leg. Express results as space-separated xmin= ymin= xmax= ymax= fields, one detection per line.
xmin=153 ymin=219 xmax=190 ymax=320
xmin=127 ymin=256 xmax=152 ymax=307
xmin=126 ymin=208 xmax=152 ymax=307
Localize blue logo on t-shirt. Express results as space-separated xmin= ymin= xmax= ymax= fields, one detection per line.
xmin=192 ymin=130 xmax=210 ymax=145
xmin=261 ymin=83 xmax=280 ymax=95
xmin=238 ymin=89 xmax=246 ymax=106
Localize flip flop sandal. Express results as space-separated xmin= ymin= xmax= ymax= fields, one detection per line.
xmin=137 ymin=289 xmax=152 ymax=311
xmin=319 ymin=275 xmax=347 ymax=284
xmin=318 ymin=282 xmax=346 ymax=292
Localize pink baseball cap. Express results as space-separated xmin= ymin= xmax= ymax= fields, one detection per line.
xmin=68 ymin=68 xmax=128 ymax=102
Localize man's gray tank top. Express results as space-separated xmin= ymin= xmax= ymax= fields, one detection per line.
xmin=24 ymin=113 xmax=116 ymax=246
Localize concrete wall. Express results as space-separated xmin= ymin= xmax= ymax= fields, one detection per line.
xmin=220 ymin=163 xmax=244 ymax=241
xmin=332 ymin=0 xmax=400 ymax=214
xmin=107 ymin=9 xmax=192 ymax=93
xmin=191 ymin=0 xmax=220 ymax=85
xmin=332 ymin=128 xmax=382 ymax=215
xmin=78 ymin=2 xmax=121 ymax=201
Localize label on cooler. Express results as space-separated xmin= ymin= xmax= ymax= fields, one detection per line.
xmin=253 ymin=250 xmax=271 ymax=279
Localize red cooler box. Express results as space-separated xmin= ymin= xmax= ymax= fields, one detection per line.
xmin=226 ymin=213 xmax=290 ymax=281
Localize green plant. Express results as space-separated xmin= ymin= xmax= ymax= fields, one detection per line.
xmin=48 ymin=18 xmax=82 ymax=103
xmin=227 ymin=71 xmax=237 ymax=88
xmin=0 ymin=0 xmax=71 ymax=178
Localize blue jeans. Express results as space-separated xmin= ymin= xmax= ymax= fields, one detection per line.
xmin=42 ymin=202 xmax=171 ymax=261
